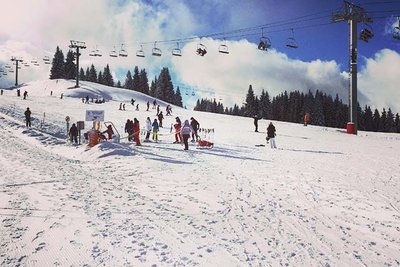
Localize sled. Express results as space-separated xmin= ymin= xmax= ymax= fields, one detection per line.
xmin=197 ymin=139 xmax=214 ymax=149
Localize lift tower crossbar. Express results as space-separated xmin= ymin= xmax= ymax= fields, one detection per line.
xmin=69 ymin=40 xmax=86 ymax=88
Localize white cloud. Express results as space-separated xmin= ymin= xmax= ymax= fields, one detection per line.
xmin=359 ymin=49 xmax=400 ymax=113
xmin=172 ymin=38 xmax=348 ymax=108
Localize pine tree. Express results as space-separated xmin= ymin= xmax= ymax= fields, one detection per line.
xmin=363 ymin=105 xmax=373 ymax=131
xmin=103 ymin=64 xmax=114 ymax=87
xmin=132 ymin=66 xmax=140 ymax=92
xmin=157 ymin=68 xmax=174 ymax=103
xmin=245 ymin=84 xmax=256 ymax=117
xmin=380 ymin=108 xmax=387 ymax=132
xmin=124 ymin=70 xmax=133 ymax=90
xmin=174 ymin=86 xmax=183 ymax=107
xmin=88 ymin=64 xmax=97 ymax=82
xmin=97 ymin=71 xmax=103 ymax=84
xmin=64 ymin=50 xmax=76 ymax=80
xmin=79 ymin=67 xmax=85 ymax=81
xmin=372 ymin=109 xmax=380 ymax=131
xmin=149 ymin=78 xmax=157 ymax=96
xmin=139 ymin=69 xmax=149 ymax=95
xmin=385 ymin=108 xmax=395 ymax=132
xmin=85 ymin=67 xmax=90 ymax=80
xmin=395 ymin=113 xmax=400 ymax=133
xmin=259 ymin=89 xmax=271 ymax=119
xmin=116 ymin=80 xmax=122 ymax=88
xmin=49 ymin=46 xmax=65 ymax=79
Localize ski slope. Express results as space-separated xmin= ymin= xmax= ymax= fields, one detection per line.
xmin=0 ymin=80 xmax=399 ymax=266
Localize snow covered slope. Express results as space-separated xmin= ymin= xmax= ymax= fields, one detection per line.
xmin=0 ymin=80 xmax=399 ymax=266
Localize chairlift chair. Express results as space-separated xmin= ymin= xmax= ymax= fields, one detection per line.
xmin=94 ymin=48 xmax=102 ymax=57
xmin=286 ymin=29 xmax=298 ymax=48
xmin=394 ymin=26 xmax=400 ymax=40
xmin=152 ymin=42 xmax=162 ymax=56
xmin=258 ymin=28 xmax=271 ymax=51
xmin=136 ymin=45 xmax=145 ymax=57
xmin=43 ymin=56 xmax=51 ymax=64
xmin=119 ymin=44 xmax=128 ymax=57
xmin=172 ymin=42 xmax=182 ymax=56
xmin=196 ymin=43 xmax=207 ymax=56
xmin=218 ymin=44 xmax=229 ymax=54
xmin=359 ymin=24 xmax=374 ymax=42
xmin=191 ymin=91 xmax=195 ymax=96
xmin=109 ymin=46 xmax=118 ymax=57
xmin=4 ymin=64 xmax=11 ymax=68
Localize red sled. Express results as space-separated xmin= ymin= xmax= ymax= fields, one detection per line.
xmin=198 ymin=139 xmax=214 ymax=148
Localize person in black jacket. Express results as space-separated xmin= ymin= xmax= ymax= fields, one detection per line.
xmin=253 ymin=115 xmax=260 ymax=132
xmin=190 ymin=117 xmax=200 ymax=142
xmin=24 ymin=107 xmax=31 ymax=127
xmin=69 ymin=123 xmax=78 ymax=144
xmin=267 ymin=122 xmax=277 ymax=148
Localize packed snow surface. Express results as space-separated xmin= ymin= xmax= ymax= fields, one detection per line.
xmin=0 ymin=80 xmax=399 ymax=266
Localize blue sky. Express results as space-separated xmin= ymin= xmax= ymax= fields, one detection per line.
xmin=0 ymin=0 xmax=400 ymax=111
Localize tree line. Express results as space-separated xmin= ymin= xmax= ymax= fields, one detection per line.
xmin=194 ymin=85 xmax=400 ymax=133
xmin=49 ymin=46 xmax=183 ymax=107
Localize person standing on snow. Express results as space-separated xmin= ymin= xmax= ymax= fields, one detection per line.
xmin=133 ymin=118 xmax=141 ymax=146
xmin=173 ymin=117 xmax=182 ymax=143
xmin=145 ymin=117 xmax=152 ymax=141
xmin=69 ymin=123 xmax=79 ymax=144
xmin=157 ymin=111 xmax=164 ymax=127
xmin=190 ymin=117 xmax=200 ymax=142
xmin=267 ymin=122 xmax=277 ymax=149
xmin=24 ymin=107 xmax=32 ymax=127
xmin=181 ymin=120 xmax=193 ymax=150
xmin=254 ymin=114 xmax=260 ymax=132
xmin=125 ymin=119 xmax=133 ymax=141
xmin=152 ymin=118 xmax=159 ymax=141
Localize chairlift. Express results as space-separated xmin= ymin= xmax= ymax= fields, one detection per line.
xmin=172 ymin=42 xmax=182 ymax=56
xmin=119 ymin=44 xmax=128 ymax=57
xmin=196 ymin=43 xmax=207 ymax=56
xmin=109 ymin=46 xmax=118 ymax=57
xmin=43 ymin=56 xmax=51 ymax=64
xmin=359 ymin=24 xmax=374 ymax=42
xmin=191 ymin=91 xmax=195 ymax=96
xmin=136 ymin=45 xmax=145 ymax=57
xmin=9 ymin=69 xmax=14 ymax=73
xmin=152 ymin=42 xmax=162 ymax=56
xmin=393 ymin=17 xmax=400 ymax=40
xmin=218 ymin=39 xmax=229 ymax=54
xmin=258 ymin=28 xmax=271 ymax=51
xmin=286 ymin=28 xmax=298 ymax=48
xmin=4 ymin=64 xmax=11 ymax=68
xmin=94 ymin=47 xmax=102 ymax=57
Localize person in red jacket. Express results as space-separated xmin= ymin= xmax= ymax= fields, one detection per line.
xmin=103 ymin=125 xmax=114 ymax=140
xmin=173 ymin=117 xmax=182 ymax=143
xmin=133 ymin=118 xmax=141 ymax=146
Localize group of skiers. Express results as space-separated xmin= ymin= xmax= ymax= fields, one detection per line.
xmin=172 ymin=116 xmax=200 ymax=150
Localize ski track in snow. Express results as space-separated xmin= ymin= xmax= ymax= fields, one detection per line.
xmin=1 ymin=81 xmax=400 ymax=266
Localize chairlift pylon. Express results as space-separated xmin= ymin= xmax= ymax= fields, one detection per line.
xmin=152 ymin=42 xmax=162 ymax=56
xmin=218 ymin=39 xmax=229 ymax=54
xmin=172 ymin=42 xmax=182 ymax=56
xmin=286 ymin=28 xmax=298 ymax=49
xmin=119 ymin=44 xmax=128 ymax=57
xmin=258 ymin=28 xmax=271 ymax=51
xmin=136 ymin=45 xmax=145 ymax=58
xmin=196 ymin=43 xmax=207 ymax=56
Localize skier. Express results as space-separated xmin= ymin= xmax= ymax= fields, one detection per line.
xmin=190 ymin=117 xmax=200 ymax=142
xmin=23 ymin=91 xmax=28 ymax=100
xmin=181 ymin=120 xmax=193 ymax=150
xmin=173 ymin=117 xmax=182 ymax=143
xmin=146 ymin=101 xmax=150 ymax=111
xmin=133 ymin=118 xmax=141 ymax=145
xmin=136 ymin=104 xmax=139 ymax=111
xmin=304 ymin=113 xmax=311 ymax=126
xmin=156 ymin=104 xmax=160 ymax=115
xmin=125 ymin=119 xmax=133 ymax=141
xmin=1 ymin=89 xmax=3 ymax=95
xmin=119 ymin=103 xmax=122 ymax=110
xmin=85 ymin=95 xmax=89 ymax=103
xmin=153 ymin=99 xmax=157 ymax=109
xmin=267 ymin=122 xmax=277 ymax=149
xmin=152 ymin=118 xmax=159 ymax=141
xmin=69 ymin=123 xmax=79 ymax=144
xmin=145 ymin=117 xmax=152 ymax=141
xmin=254 ymin=115 xmax=260 ymax=132
xmin=24 ymin=107 xmax=31 ymax=127
xmin=157 ymin=111 xmax=164 ymax=127
xmin=131 ymin=99 xmax=136 ymax=106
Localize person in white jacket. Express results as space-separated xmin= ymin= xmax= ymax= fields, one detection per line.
xmin=181 ymin=120 xmax=194 ymax=150
xmin=145 ymin=117 xmax=152 ymax=141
